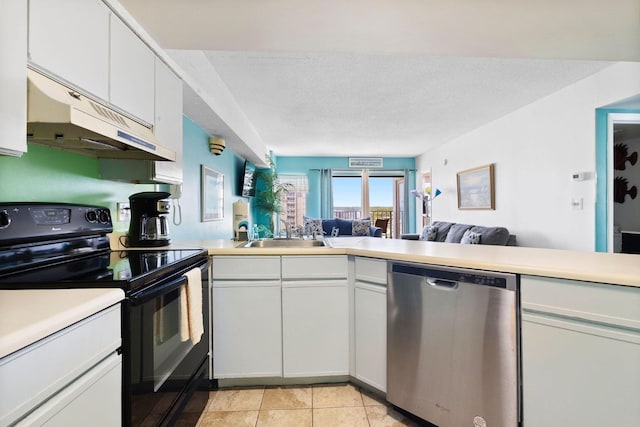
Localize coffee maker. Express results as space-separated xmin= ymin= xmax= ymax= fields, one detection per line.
xmin=128 ymin=191 xmax=171 ymax=247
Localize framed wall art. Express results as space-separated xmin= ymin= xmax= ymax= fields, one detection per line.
xmin=457 ymin=163 xmax=495 ymax=210
xmin=201 ymin=165 xmax=224 ymax=221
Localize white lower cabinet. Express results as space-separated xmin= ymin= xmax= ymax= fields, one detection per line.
xmin=521 ymin=276 xmax=640 ymax=427
xmin=19 ymin=352 xmax=121 ymax=426
xmin=282 ymin=283 xmax=349 ymax=377
xmin=353 ymin=257 xmax=387 ymax=392
xmin=211 ymin=256 xmax=282 ymax=378
xmin=212 ymin=284 xmax=282 ymax=378
xmin=282 ymin=256 xmax=349 ymax=377
xmin=212 ymin=255 xmax=349 ymax=380
xmin=0 ymin=304 xmax=122 ymax=426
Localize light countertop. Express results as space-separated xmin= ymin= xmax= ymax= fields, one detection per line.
xmin=0 ymin=288 xmax=124 ymax=359
xmin=177 ymin=237 xmax=640 ymax=288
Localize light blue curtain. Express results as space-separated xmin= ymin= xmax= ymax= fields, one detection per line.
xmin=320 ymin=169 xmax=334 ymax=218
xmin=403 ymin=169 xmax=411 ymax=233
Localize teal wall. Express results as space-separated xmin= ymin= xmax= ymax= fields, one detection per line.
xmin=275 ymin=156 xmax=417 ymax=231
xmin=0 ymin=121 xmax=417 ymax=238
xmin=595 ymin=107 xmax=640 ymax=252
xmin=172 ymin=117 xmax=245 ymax=240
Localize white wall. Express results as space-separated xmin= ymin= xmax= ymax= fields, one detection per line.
xmin=416 ymin=62 xmax=640 ymax=251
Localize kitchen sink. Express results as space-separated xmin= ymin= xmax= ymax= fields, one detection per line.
xmin=238 ymin=239 xmax=327 ymax=248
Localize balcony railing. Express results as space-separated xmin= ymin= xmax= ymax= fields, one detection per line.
xmin=333 ymin=208 xmax=394 ymax=238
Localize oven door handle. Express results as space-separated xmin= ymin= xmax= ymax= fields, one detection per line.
xmin=129 ymin=275 xmax=187 ymax=305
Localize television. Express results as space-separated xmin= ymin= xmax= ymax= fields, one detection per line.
xmin=240 ymin=160 xmax=256 ymax=197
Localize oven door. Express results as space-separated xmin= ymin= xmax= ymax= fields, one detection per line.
xmin=123 ymin=259 xmax=210 ymax=427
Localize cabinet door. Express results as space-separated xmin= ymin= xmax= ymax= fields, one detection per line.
xmin=0 ymin=0 xmax=27 ymax=156
xmin=212 ymin=282 xmax=282 ymax=378
xmin=109 ymin=13 xmax=155 ymax=124
xmin=282 ymin=282 xmax=349 ymax=377
xmin=354 ymin=283 xmax=387 ymax=392
xmin=18 ymin=352 xmax=121 ymax=427
xmin=522 ymin=314 xmax=640 ymax=427
xmin=521 ymin=276 xmax=640 ymax=427
xmin=28 ymin=0 xmax=109 ymax=101
xmin=153 ymin=58 xmax=183 ymax=184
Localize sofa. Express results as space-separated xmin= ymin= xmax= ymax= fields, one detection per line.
xmin=401 ymin=221 xmax=516 ymax=245
xmin=303 ymin=217 xmax=383 ymax=238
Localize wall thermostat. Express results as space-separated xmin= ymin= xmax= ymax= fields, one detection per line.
xmin=572 ymin=172 xmax=584 ymax=181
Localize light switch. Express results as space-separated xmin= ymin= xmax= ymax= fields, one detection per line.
xmin=571 ymin=198 xmax=583 ymax=210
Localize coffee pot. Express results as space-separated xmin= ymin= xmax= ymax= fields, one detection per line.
xmin=128 ymin=191 xmax=171 ymax=247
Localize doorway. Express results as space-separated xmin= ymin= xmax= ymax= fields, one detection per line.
xmin=331 ymin=170 xmax=405 ymax=238
xmin=597 ymin=111 xmax=640 ymax=252
xmin=609 ymin=116 xmax=640 ymax=252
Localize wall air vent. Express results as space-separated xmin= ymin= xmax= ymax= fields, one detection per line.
xmin=349 ymin=157 xmax=384 ymax=168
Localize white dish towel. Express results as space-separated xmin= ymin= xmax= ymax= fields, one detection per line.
xmin=179 ymin=267 xmax=204 ymax=345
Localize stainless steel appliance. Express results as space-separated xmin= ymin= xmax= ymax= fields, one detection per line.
xmin=0 ymin=202 xmax=210 ymax=426
xmin=387 ymin=262 xmax=520 ymax=427
xmin=128 ymin=191 xmax=172 ymax=247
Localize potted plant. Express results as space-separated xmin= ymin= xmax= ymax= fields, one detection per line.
xmin=254 ymin=156 xmax=293 ymax=237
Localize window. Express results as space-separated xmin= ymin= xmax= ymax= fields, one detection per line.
xmin=278 ymin=175 xmax=308 ymax=226
xmin=332 ymin=169 xmax=404 ymax=237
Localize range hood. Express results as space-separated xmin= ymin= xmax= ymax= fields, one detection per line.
xmin=26 ymin=69 xmax=175 ymax=161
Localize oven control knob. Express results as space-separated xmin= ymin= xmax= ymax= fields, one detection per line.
xmin=86 ymin=210 xmax=98 ymax=223
xmin=98 ymin=209 xmax=111 ymax=224
xmin=0 ymin=210 xmax=11 ymax=229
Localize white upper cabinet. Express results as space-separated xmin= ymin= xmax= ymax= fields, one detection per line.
xmin=28 ymin=0 xmax=110 ymax=101
xmin=0 ymin=0 xmax=27 ymax=156
xmin=153 ymin=58 xmax=183 ymax=183
xmin=29 ymin=0 xmax=158 ymax=126
xmin=109 ymin=13 xmax=155 ymax=124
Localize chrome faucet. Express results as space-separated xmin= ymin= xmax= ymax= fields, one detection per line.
xmin=281 ymin=219 xmax=292 ymax=239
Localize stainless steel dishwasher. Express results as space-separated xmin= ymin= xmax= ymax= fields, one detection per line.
xmin=387 ymin=262 xmax=519 ymax=427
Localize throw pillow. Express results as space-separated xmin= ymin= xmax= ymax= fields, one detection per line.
xmin=321 ymin=218 xmax=338 ymax=236
xmin=444 ymin=224 xmax=472 ymax=243
xmin=469 ymin=226 xmax=509 ymax=245
xmin=352 ymin=219 xmax=371 ymax=236
xmin=460 ymin=229 xmax=481 ymax=244
xmin=419 ymin=225 xmax=438 ymax=241
xmin=303 ymin=217 xmax=323 ymax=236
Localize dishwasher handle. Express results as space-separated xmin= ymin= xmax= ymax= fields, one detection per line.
xmin=391 ymin=262 xmax=517 ymax=291
xmin=426 ymin=277 xmax=459 ymax=290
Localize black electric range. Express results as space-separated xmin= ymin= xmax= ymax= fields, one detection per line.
xmin=0 ymin=203 xmax=211 ymax=426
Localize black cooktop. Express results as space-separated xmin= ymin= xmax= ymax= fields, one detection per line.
xmin=0 ymin=248 xmax=207 ymax=294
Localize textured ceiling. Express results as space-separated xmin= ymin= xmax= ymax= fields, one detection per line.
xmin=118 ymin=0 xmax=639 ymax=158
xmin=198 ymin=52 xmax=610 ymax=156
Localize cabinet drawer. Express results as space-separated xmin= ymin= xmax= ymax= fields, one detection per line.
xmin=521 ymin=275 xmax=640 ymax=330
xmin=282 ymin=256 xmax=348 ymax=279
xmin=354 ymin=257 xmax=387 ymax=285
xmin=212 ymin=256 xmax=281 ymax=280
xmin=0 ymin=304 xmax=121 ymax=426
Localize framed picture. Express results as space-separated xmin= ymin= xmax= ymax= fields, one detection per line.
xmin=201 ymin=165 xmax=224 ymax=221
xmin=457 ymin=163 xmax=495 ymax=210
